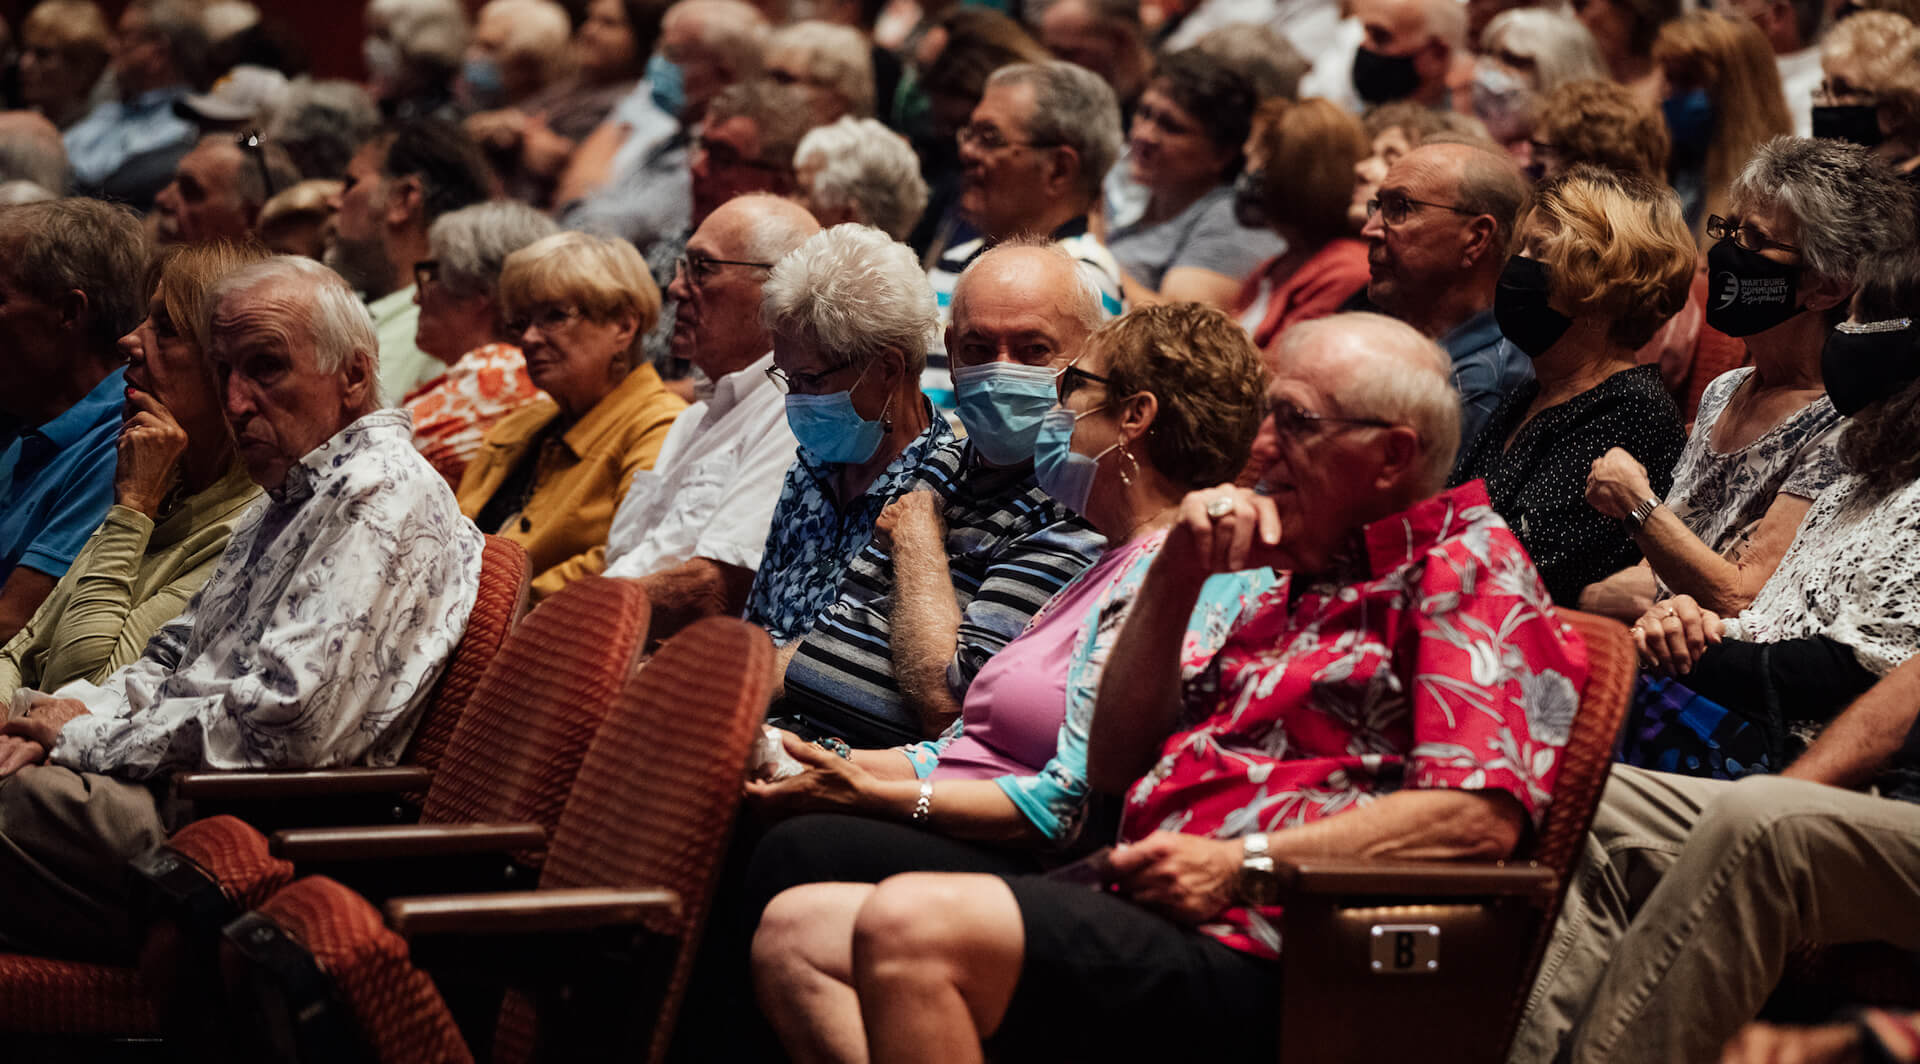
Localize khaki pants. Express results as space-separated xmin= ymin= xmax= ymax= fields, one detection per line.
xmin=1509 ymin=765 xmax=1920 ymax=1063
xmin=0 ymin=764 xmax=167 ymax=961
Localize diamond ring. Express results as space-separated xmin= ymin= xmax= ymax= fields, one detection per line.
xmin=1206 ymin=496 xmax=1235 ymax=518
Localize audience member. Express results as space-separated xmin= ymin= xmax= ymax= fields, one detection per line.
xmin=0 ymin=243 xmax=267 ymax=701
xmin=256 ymin=178 xmax=341 ymax=258
xmin=362 ymin=0 xmax=469 ymax=122
xmin=598 ymin=195 xmax=817 ymax=639
xmin=0 ymin=199 xmax=147 ymax=646
xmin=1527 ymin=78 xmax=1670 ymax=181
xmin=1653 ymin=11 xmax=1793 ymax=236
xmin=1450 ymin=166 xmax=1691 ymax=605
xmin=172 ymin=64 xmax=290 ymax=131
xmin=0 ymin=255 xmax=484 ymax=960
xmin=465 ymin=0 xmax=661 ymax=205
xmin=0 ymin=109 xmax=69 ymax=194
xmin=1573 ymin=0 xmax=1679 ymax=109
xmin=753 ymin=310 xmax=1584 ymax=1061
xmin=1619 ymin=253 xmax=1920 ymax=779
xmin=322 ymin=120 xmax=495 ymax=402
xmin=1580 ymin=138 xmax=1912 ymax=622
xmin=1361 ymin=141 xmax=1533 ymax=451
xmin=1107 ymin=52 xmax=1280 ymax=309
xmin=1185 ymin=24 xmax=1310 ymax=104
xmin=1348 ymin=0 xmax=1470 ymax=109
xmin=62 ymin=0 xmax=204 ymax=201
xmin=1037 ymin=0 xmax=1152 ymax=119
xmin=1817 ymin=11 xmax=1920 ymax=182
xmin=265 ymin=78 xmax=383 ymax=182
xmin=16 ymin=0 xmax=111 ymax=131
xmin=404 ymin=201 xmax=558 ymax=487
xmin=793 ymin=116 xmax=928 ymax=241
xmin=457 ymin=231 xmax=684 ymax=600
xmin=776 ymin=243 xmax=1107 ymax=748
xmin=457 ymin=0 xmax=570 ymax=113
xmin=1347 ymin=100 xmax=1491 ymax=234
xmin=764 ymin=21 xmax=875 ymax=124
xmin=1468 ymin=9 xmax=1607 ymax=156
xmin=1233 ymin=97 xmax=1371 ymax=354
xmin=151 ymin=132 xmax=298 ymax=246
xmin=1723 ymin=0 xmax=1827 ymax=136
xmin=746 ymin=224 xmax=953 ymax=648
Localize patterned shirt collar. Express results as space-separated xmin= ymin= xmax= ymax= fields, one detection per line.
xmin=271 ymin=408 xmax=414 ymax=506
xmin=1361 ymin=480 xmax=1497 ymax=577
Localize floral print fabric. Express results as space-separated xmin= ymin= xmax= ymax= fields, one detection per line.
xmin=1121 ymin=482 xmax=1588 ymax=959
xmin=402 ymin=343 xmax=546 ymax=488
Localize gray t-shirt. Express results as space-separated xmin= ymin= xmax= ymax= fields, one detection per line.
xmin=1107 ymin=184 xmax=1284 ymax=292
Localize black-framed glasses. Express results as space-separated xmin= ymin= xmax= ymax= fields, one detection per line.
xmin=1267 ymin=398 xmax=1394 ymax=438
xmin=675 ymin=252 xmax=775 ymax=286
xmin=413 ymin=259 xmax=439 ymax=290
xmin=1365 ymin=191 xmax=1478 ymax=227
xmin=236 ymin=128 xmax=276 ymax=198
xmin=956 ymin=122 xmax=1060 ymax=152
xmin=505 ymin=304 xmax=583 ymax=337
xmin=1706 ymin=214 xmax=1802 ymax=255
xmin=766 ymin=358 xmax=863 ymax=396
xmin=692 ymin=135 xmax=791 ymax=173
xmin=1055 ymin=362 xmax=1110 ymax=404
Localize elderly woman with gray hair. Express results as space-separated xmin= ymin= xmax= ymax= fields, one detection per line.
xmin=745 ymin=224 xmax=954 ymax=651
xmin=793 ymin=117 xmax=929 ymax=243
xmin=404 ymin=201 xmax=561 ymax=487
xmin=1466 ymin=8 xmax=1607 ymax=157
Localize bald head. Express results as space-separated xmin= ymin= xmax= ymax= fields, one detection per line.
xmin=1276 ymin=311 xmax=1460 ymax=494
xmin=0 ymin=110 xmax=67 ymax=193
xmin=951 ymin=242 xmax=1102 ymax=348
xmin=672 ymin=193 xmax=818 ymax=379
xmin=1364 ymin=142 xmax=1528 ymax=332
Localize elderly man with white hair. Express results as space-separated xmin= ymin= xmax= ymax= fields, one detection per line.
xmin=794 ymin=116 xmax=928 ymax=242
xmin=0 ymin=256 xmax=484 ymax=960
xmin=751 ymin=311 xmax=1587 ymax=1061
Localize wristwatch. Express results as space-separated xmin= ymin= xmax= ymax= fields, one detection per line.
xmin=1237 ymin=833 xmax=1281 ymax=907
xmin=1623 ymin=495 xmax=1662 ymax=532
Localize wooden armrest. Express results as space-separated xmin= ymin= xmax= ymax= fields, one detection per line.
xmin=173 ymin=766 xmax=432 ymax=801
xmin=387 ymin=887 xmax=682 ymax=938
xmin=271 ymin=822 xmax=546 ymax=862
xmin=1274 ymin=856 xmax=1557 ymax=899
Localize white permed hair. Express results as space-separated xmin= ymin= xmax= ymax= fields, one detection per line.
xmin=428 ymin=200 xmax=561 ymax=298
xmin=793 ymin=117 xmax=930 ymax=242
xmin=766 ymin=21 xmax=875 ymax=118
xmin=761 ymin=223 xmax=935 ymax=377
xmin=211 ymin=256 xmax=383 ymax=403
xmin=369 ymin=0 xmax=470 ymax=69
xmin=1481 ymin=9 xmax=1606 ymax=92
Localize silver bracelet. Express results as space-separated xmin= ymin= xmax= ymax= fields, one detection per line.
xmin=911 ymin=780 xmax=933 ymax=824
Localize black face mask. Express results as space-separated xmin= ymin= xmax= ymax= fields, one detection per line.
xmin=1352 ymin=46 xmax=1422 ymax=105
xmin=1232 ymin=169 xmax=1269 ymax=229
xmin=1812 ymin=104 xmax=1885 ymax=149
xmin=1705 ymin=238 xmax=1805 ymax=337
xmin=1822 ymin=319 xmax=1920 ymax=416
xmin=1494 ymin=255 xmax=1574 ymax=358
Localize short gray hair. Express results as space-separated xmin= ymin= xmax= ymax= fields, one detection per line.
xmin=1190 ymin=24 xmax=1308 ymax=101
xmin=0 ymin=112 xmax=68 ymax=193
xmin=729 ymin=193 xmax=824 ymax=264
xmin=369 ymin=0 xmax=469 ymax=71
xmin=133 ymin=0 xmax=211 ymax=86
xmin=427 ymin=201 xmax=559 ymax=299
xmin=211 ymin=256 xmax=382 ymax=397
xmin=1481 ymin=9 xmax=1607 ymax=91
xmin=665 ymin=0 xmax=768 ymax=80
xmin=793 ymin=117 xmax=930 ymax=241
xmin=476 ymin=0 xmax=570 ymax=71
xmin=987 ymin=61 xmax=1122 ymax=204
xmin=952 ymin=238 xmax=1102 ymax=335
xmin=0 ymin=197 xmax=149 ymax=359
xmin=762 ymin=223 xmax=935 ymax=376
xmin=1730 ymin=135 xmax=1920 ymax=286
xmin=1276 ymin=311 xmax=1462 ymax=495
xmin=268 ymin=78 xmax=383 ymax=180
xmin=766 ymin=21 xmax=875 ymax=118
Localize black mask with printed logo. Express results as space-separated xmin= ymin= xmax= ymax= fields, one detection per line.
xmin=1494 ymin=255 xmax=1574 ymax=358
xmin=1704 ymin=238 xmax=1804 ymax=337
xmin=1812 ymin=104 xmax=1885 ymax=149
xmin=1822 ymin=321 xmax=1920 ymax=416
xmin=1352 ymin=46 xmax=1422 ymax=105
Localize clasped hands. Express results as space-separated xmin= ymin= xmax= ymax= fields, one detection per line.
xmin=0 ymin=697 xmax=90 ymax=779
xmin=1632 ymin=594 xmax=1724 ymax=676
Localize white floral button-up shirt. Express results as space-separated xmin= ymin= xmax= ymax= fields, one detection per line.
xmin=49 ymin=409 xmax=485 ymax=780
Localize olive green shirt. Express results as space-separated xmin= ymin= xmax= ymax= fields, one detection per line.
xmin=0 ymin=461 xmax=260 ymax=700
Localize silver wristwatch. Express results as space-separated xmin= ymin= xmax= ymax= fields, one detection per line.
xmin=1624 ymin=496 xmax=1662 ymax=531
xmin=1237 ymin=833 xmax=1280 ymax=906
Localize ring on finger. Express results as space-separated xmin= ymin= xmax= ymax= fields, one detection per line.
xmin=1206 ymin=496 xmax=1235 ymax=519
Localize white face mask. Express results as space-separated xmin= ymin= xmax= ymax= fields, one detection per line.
xmin=1471 ymin=62 xmax=1534 ymax=139
xmin=363 ymin=37 xmax=403 ymax=83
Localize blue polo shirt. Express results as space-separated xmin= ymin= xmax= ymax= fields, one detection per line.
xmin=1442 ymin=309 xmax=1535 ymax=454
xmin=0 ymin=367 xmax=127 ymax=581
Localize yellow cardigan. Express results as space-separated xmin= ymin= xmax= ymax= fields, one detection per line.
xmin=458 ymin=364 xmax=686 ymax=600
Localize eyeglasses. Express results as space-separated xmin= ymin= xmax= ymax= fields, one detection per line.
xmin=505 ymin=304 xmax=583 ymax=337
xmin=236 ymin=128 xmax=276 ymax=198
xmin=413 ymin=259 xmax=439 ymax=290
xmin=1266 ymin=398 xmax=1394 ymax=438
xmin=1706 ymin=215 xmax=1802 ymax=255
xmin=692 ymin=135 xmax=791 ymax=173
xmin=675 ymin=252 xmax=775 ymax=286
xmin=766 ymin=358 xmax=864 ymax=396
xmin=1365 ymin=191 xmax=1479 ymax=227
xmin=956 ymin=122 xmax=1060 ymax=152
xmin=1055 ymin=362 xmax=1110 ymax=404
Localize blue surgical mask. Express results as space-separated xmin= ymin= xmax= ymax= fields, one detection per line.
xmin=784 ymin=387 xmax=889 ymax=465
xmin=953 ymin=361 xmax=1057 ymax=467
xmin=1033 ymin=406 xmax=1117 ymax=515
xmin=462 ymin=55 xmax=506 ymax=108
xmin=648 ymin=53 xmax=687 ymax=118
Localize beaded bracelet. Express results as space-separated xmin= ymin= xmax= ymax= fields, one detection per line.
xmin=911 ymin=781 xmax=934 ymax=823
xmin=815 ymin=736 xmax=853 ymax=760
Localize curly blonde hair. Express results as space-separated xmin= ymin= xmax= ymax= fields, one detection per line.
xmin=1094 ymin=303 xmax=1266 ymax=488
xmin=1531 ymin=165 xmax=1696 ymax=349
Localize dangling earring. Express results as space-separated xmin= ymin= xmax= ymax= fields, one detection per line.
xmin=880 ymin=390 xmax=896 ymax=434
xmin=1117 ymin=445 xmax=1138 ymax=487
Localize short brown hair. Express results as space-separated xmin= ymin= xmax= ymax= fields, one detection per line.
xmin=145 ymin=241 xmax=275 ymax=355
xmin=1249 ymin=98 xmax=1369 ymax=246
xmin=1093 ymin=303 xmax=1265 ymax=489
xmin=1533 ymin=79 xmax=1670 ymax=179
xmin=1654 ymin=12 xmax=1794 ymax=234
xmin=1531 ymin=166 xmax=1695 ymax=349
